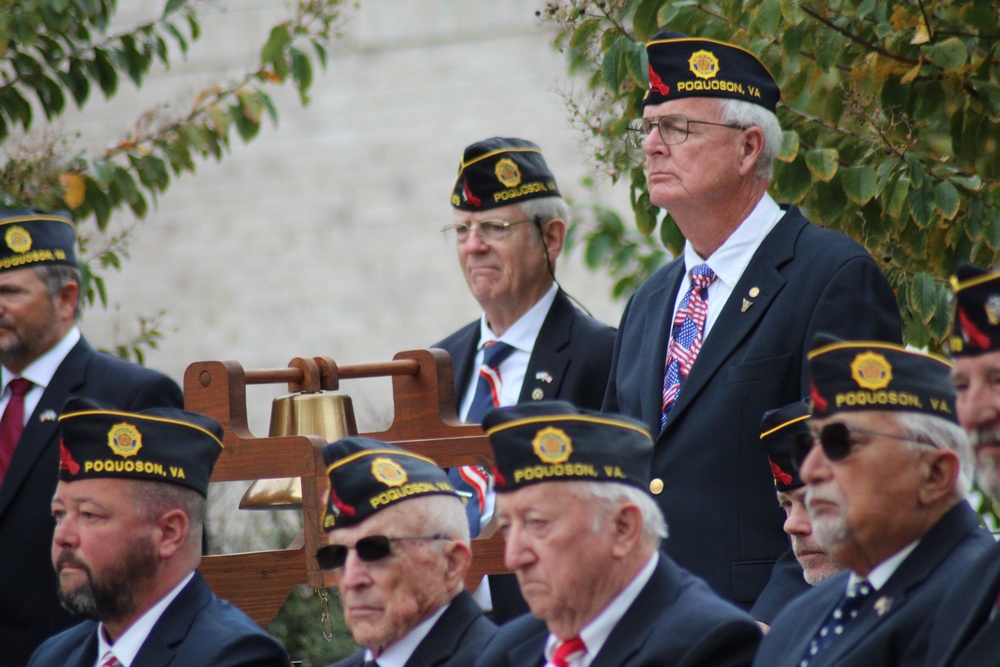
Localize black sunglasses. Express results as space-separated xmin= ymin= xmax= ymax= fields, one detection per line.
xmin=315 ymin=534 xmax=450 ymax=570
xmin=790 ymin=422 xmax=933 ymax=472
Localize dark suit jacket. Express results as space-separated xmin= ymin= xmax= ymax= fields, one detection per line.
xmin=752 ymin=502 xmax=995 ymax=667
xmin=0 ymin=336 xmax=184 ymax=667
xmin=26 ymin=571 xmax=289 ymax=666
xmin=603 ymin=206 xmax=902 ymax=606
xmin=434 ymin=289 xmax=615 ymax=412
xmin=475 ymin=556 xmax=761 ymax=667
xmin=919 ymin=540 xmax=1000 ymax=667
xmin=329 ymin=590 xmax=497 ymax=667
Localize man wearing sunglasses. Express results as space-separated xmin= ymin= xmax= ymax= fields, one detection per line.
xmin=477 ymin=402 xmax=762 ymax=667
xmin=320 ymin=437 xmax=495 ymax=667
xmin=602 ymin=32 xmax=902 ymax=614
xmin=752 ymin=401 xmax=843 ymax=631
xmin=434 ymin=137 xmax=615 ymax=622
xmin=917 ymin=263 xmax=1000 ymax=666
xmin=753 ymin=338 xmax=993 ymax=667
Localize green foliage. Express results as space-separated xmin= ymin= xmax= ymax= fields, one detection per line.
xmin=0 ymin=0 xmax=346 ymax=359
xmin=544 ymin=0 xmax=1000 ymax=352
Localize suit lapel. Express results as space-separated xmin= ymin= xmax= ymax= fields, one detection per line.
xmin=638 ymin=262 xmax=685 ymax=430
xmin=404 ymin=591 xmax=480 ymax=667
xmin=507 ymin=624 xmax=548 ymax=667
xmin=663 ymin=214 xmax=801 ymax=429
xmin=0 ymin=338 xmax=89 ymax=519
xmin=519 ymin=291 xmax=573 ymax=405
xmin=134 ymin=573 xmax=211 ymax=667
xmin=938 ymin=545 xmax=1000 ymax=664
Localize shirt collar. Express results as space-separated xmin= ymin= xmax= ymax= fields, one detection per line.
xmin=363 ymin=602 xmax=449 ymax=667
xmin=848 ymin=539 xmax=920 ymax=592
xmin=477 ymin=283 xmax=558 ymax=353
xmin=544 ymin=552 xmax=659 ymax=665
xmin=682 ymin=192 xmax=782 ymax=288
xmin=96 ymin=571 xmax=195 ymax=667
xmin=2 ymin=327 xmax=79 ymax=392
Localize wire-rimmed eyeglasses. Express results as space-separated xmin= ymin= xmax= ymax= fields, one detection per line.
xmin=789 ymin=422 xmax=937 ymax=472
xmin=441 ymin=218 xmax=535 ymax=245
xmin=625 ymin=115 xmax=745 ymax=148
xmin=315 ymin=534 xmax=451 ymax=570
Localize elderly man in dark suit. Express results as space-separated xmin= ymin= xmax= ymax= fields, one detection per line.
xmin=753 ymin=337 xmax=993 ymax=667
xmin=320 ymin=437 xmax=496 ymax=667
xmin=603 ymin=33 xmax=902 ymax=611
xmin=916 ymin=264 xmax=1000 ymax=667
xmin=0 ymin=209 xmax=183 ymax=666
xmin=28 ymin=398 xmax=289 ymax=666
xmin=435 ymin=138 xmax=615 ymax=621
xmin=476 ymin=402 xmax=761 ymax=667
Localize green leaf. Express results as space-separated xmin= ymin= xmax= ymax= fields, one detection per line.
xmin=290 ymin=46 xmax=313 ymax=102
xmin=570 ymin=20 xmax=599 ymax=49
xmin=804 ymin=148 xmax=839 ymax=182
xmin=624 ymin=39 xmax=648 ymax=87
xmin=908 ymin=272 xmax=937 ymax=326
xmin=601 ymin=36 xmax=626 ymax=93
xmin=841 ymin=166 xmax=877 ymax=206
xmin=909 ymin=180 xmax=936 ymax=228
xmin=934 ymin=180 xmax=960 ymax=220
xmin=585 ymin=232 xmax=615 ymax=268
xmin=883 ymin=176 xmax=910 ymax=218
xmin=903 ymin=153 xmax=924 ymax=188
xmin=924 ymin=37 xmax=968 ymax=71
xmin=261 ymin=24 xmax=292 ymax=68
xmin=772 ymin=154 xmax=812 ymax=203
xmin=164 ymin=0 xmax=187 ymax=16
xmin=633 ymin=0 xmax=664 ymax=42
xmin=751 ymin=0 xmax=782 ymax=36
xmin=984 ymin=208 xmax=1000 ymax=252
xmin=777 ymin=130 xmax=799 ymax=162
xmin=659 ymin=213 xmax=684 ymax=255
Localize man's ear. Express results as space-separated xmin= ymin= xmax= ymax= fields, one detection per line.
xmin=155 ymin=509 xmax=190 ymax=560
xmin=610 ymin=503 xmax=643 ymax=559
xmin=737 ymin=126 xmax=766 ymax=178
xmin=918 ymin=449 xmax=960 ymax=506
xmin=541 ymin=217 xmax=566 ymax=261
xmin=443 ymin=540 xmax=473 ymax=590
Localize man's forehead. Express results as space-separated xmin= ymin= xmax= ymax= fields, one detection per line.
xmin=953 ymin=350 xmax=1000 ymax=379
xmin=812 ymin=409 xmax=891 ymax=429
xmin=53 ymin=478 xmax=123 ymax=505
xmin=643 ymin=96 xmax=720 ymax=119
xmin=326 ymin=502 xmax=408 ymax=544
xmin=454 ymin=202 xmax=523 ymax=223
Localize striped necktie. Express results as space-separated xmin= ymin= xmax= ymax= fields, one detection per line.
xmin=661 ymin=264 xmax=715 ymax=428
xmin=100 ymin=650 xmax=124 ymax=667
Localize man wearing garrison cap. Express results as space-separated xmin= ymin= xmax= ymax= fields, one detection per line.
xmin=916 ymin=264 xmax=1000 ymax=667
xmin=476 ymin=401 xmax=761 ymax=667
xmin=434 ymin=138 xmax=615 ymax=621
xmin=320 ymin=437 xmax=495 ymax=667
xmin=28 ymin=398 xmax=289 ymax=667
xmin=602 ymin=33 xmax=902 ymax=611
xmin=751 ymin=401 xmax=843 ymax=629
xmin=753 ymin=337 xmax=992 ymax=667
xmin=0 ymin=209 xmax=183 ymax=665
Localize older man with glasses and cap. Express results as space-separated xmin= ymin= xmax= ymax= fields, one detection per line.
xmin=475 ymin=401 xmax=761 ymax=667
xmin=751 ymin=401 xmax=844 ymax=631
xmin=914 ymin=263 xmax=1000 ymax=667
xmin=434 ymin=138 xmax=616 ymax=622
xmin=752 ymin=335 xmax=993 ymax=667
xmin=27 ymin=397 xmax=289 ymax=667
xmin=319 ymin=437 xmax=496 ymax=667
xmin=602 ymin=33 xmax=902 ymax=613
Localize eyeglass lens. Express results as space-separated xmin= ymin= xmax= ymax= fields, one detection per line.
xmin=791 ymin=423 xmax=855 ymax=472
xmin=627 ymin=116 xmax=688 ymax=147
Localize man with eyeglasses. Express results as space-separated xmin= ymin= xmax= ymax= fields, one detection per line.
xmin=434 ymin=137 xmax=615 ymax=622
xmin=602 ymin=32 xmax=902 ymax=616
xmin=752 ymin=336 xmax=993 ymax=667
xmin=320 ymin=436 xmax=496 ymax=667
xmin=914 ymin=263 xmax=1000 ymax=666
xmin=754 ymin=401 xmax=843 ymax=632
xmin=476 ymin=401 xmax=761 ymax=667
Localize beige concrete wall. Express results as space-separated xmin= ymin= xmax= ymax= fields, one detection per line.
xmin=61 ymin=1 xmax=629 ymax=437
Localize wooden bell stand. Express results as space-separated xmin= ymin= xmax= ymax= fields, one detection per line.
xmin=184 ymin=348 xmax=508 ymax=628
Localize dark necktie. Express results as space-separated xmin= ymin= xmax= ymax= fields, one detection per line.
xmin=0 ymin=378 xmax=32 ymax=486
xmin=661 ymin=264 xmax=715 ymax=428
xmin=449 ymin=341 xmax=515 ymax=537
xmin=800 ymin=580 xmax=873 ymax=665
xmin=551 ymin=636 xmax=586 ymax=667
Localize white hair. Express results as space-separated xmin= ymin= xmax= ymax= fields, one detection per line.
xmin=894 ymin=412 xmax=973 ymax=497
xmin=718 ymin=98 xmax=782 ymax=180
xmin=565 ymin=481 xmax=667 ymax=545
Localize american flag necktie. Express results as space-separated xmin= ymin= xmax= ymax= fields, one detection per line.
xmin=661 ymin=264 xmax=716 ymax=428
xmin=100 ymin=650 xmax=124 ymax=667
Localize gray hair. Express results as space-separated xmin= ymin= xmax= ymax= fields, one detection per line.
xmin=718 ymin=98 xmax=782 ymax=181
xmin=407 ymin=493 xmax=471 ymax=546
xmin=566 ymin=481 xmax=668 ymax=546
xmin=33 ymin=264 xmax=82 ymax=320
xmin=895 ymin=412 xmax=974 ymax=497
xmin=518 ymin=196 xmax=569 ymax=229
xmin=127 ymin=479 xmax=207 ymax=548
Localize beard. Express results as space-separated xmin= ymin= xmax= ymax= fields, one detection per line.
xmin=56 ymin=534 xmax=158 ymax=623
xmin=976 ymin=453 xmax=1000 ymax=502
xmin=0 ymin=313 xmax=60 ymax=370
xmin=805 ymin=487 xmax=849 ymax=550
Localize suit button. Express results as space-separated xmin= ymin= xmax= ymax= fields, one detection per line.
xmin=649 ymin=478 xmax=664 ymax=495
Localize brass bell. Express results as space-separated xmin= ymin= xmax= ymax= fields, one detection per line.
xmin=239 ymin=392 xmax=357 ymax=510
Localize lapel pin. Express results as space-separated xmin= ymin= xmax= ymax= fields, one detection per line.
xmin=531 ymin=388 xmax=544 ymax=400
xmin=874 ymin=596 xmax=892 ymax=616
xmin=742 ymin=298 xmax=753 ymax=313
xmin=39 ymin=409 xmax=58 ymax=423
xmin=535 ymin=371 xmax=553 ymax=383
xmin=749 ymin=287 xmax=760 ymax=297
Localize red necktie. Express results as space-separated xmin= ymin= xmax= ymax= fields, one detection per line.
xmin=551 ymin=636 xmax=586 ymax=667
xmin=100 ymin=650 xmax=124 ymax=667
xmin=661 ymin=264 xmax=716 ymax=428
xmin=0 ymin=378 xmax=32 ymax=486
